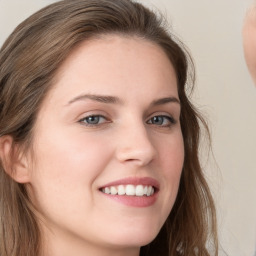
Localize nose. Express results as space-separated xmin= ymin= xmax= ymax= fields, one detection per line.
xmin=115 ymin=123 xmax=157 ymax=166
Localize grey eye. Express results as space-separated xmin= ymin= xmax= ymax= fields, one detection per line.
xmin=85 ymin=116 xmax=101 ymax=124
xmin=150 ymin=116 xmax=165 ymax=125
xmin=147 ymin=115 xmax=176 ymax=126
xmin=79 ymin=115 xmax=108 ymax=126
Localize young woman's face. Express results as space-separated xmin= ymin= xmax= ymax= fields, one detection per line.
xmin=27 ymin=35 xmax=184 ymax=255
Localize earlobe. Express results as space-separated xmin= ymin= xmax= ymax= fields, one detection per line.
xmin=0 ymin=135 xmax=30 ymax=183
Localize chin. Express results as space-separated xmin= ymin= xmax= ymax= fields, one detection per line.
xmin=106 ymin=223 xmax=161 ymax=248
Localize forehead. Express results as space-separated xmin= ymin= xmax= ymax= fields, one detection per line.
xmin=51 ymin=35 xmax=178 ymax=97
xmin=57 ymin=34 xmax=174 ymax=74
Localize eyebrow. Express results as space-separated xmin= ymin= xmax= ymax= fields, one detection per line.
xmin=151 ymin=97 xmax=180 ymax=106
xmin=66 ymin=94 xmax=180 ymax=106
xmin=67 ymin=94 xmax=122 ymax=105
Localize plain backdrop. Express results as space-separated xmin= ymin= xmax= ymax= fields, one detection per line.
xmin=0 ymin=0 xmax=256 ymax=255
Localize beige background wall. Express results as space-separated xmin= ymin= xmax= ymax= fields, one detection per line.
xmin=0 ymin=0 xmax=256 ymax=255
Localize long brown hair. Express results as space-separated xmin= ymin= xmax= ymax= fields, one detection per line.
xmin=0 ymin=0 xmax=218 ymax=255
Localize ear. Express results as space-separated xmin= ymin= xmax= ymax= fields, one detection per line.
xmin=0 ymin=135 xmax=30 ymax=183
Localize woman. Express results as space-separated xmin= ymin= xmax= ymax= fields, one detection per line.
xmin=0 ymin=0 xmax=218 ymax=255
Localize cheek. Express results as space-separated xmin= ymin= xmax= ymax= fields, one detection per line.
xmin=157 ymin=131 xmax=184 ymax=207
xmin=160 ymin=131 xmax=184 ymax=176
xmin=29 ymin=131 xmax=114 ymax=201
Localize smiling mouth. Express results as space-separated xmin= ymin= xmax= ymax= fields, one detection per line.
xmin=100 ymin=184 xmax=156 ymax=197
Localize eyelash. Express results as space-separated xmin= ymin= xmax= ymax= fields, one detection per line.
xmin=79 ymin=114 xmax=177 ymax=129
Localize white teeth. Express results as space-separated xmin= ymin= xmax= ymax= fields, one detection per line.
xmin=147 ymin=186 xmax=152 ymax=196
xmin=143 ymin=186 xmax=148 ymax=195
xmin=101 ymin=185 xmax=155 ymax=196
xmin=110 ymin=186 xmax=117 ymax=195
xmin=126 ymin=184 xmax=135 ymax=195
xmin=104 ymin=187 xmax=110 ymax=194
xmin=117 ymin=185 xmax=125 ymax=195
xmin=135 ymin=185 xmax=144 ymax=196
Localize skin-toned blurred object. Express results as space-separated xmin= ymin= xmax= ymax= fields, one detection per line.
xmin=243 ymin=5 xmax=256 ymax=256
xmin=243 ymin=4 xmax=256 ymax=86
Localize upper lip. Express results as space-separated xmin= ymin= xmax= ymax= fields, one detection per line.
xmin=99 ymin=177 xmax=160 ymax=190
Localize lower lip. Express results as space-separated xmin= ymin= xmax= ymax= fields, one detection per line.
xmin=100 ymin=192 xmax=158 ymax=207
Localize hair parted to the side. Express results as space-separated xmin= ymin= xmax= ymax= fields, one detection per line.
xmin=0 ymin=0 xmax=218 ymax=255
